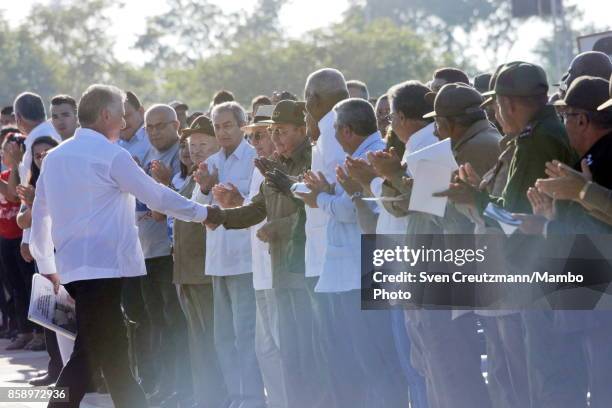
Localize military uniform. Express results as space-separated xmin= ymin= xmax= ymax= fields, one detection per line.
xmin=482 ymin=62 xmax=587 ymax=408
xmin=547 ymin=75 xmax=612 ymax=408
xmin=220 ymin=101 xmax=317 ymax=408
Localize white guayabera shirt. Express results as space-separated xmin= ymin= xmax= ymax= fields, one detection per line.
xmin=305 ymin=109 xmax=346 ymax=278
xmin=30 ymin=128 xmax=208 ymax=284
xmin=192 ymin=139 xmax=256 ymax=277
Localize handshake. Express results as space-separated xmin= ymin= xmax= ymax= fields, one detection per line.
xmin=202 ymin=205 xmax=226 ymax=230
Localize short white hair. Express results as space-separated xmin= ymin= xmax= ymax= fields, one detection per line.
xmin=305 ymin=68 xmax=348 ymax=99
xmin=144 ymin=104 xmax=178 ymax=122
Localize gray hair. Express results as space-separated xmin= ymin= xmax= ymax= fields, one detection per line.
xmin=305 ymin=68 xmax=349 ymax=100
xmin=77 ymin=84 xmax=125 ymax=126
xmin=333 ymin=98 xmax=378 ymax=137
xmin=13 ymin=92 xmax=46 ymax=122
xmin=144 ymin=104 xmax=178 ymax=122
xmin=347 ymin=80 xmax=370 ymax=100
xmin=211 ymin=101 xmax=247 ymax=127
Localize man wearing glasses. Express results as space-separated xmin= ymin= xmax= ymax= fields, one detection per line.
xmin=139 ymin=104 xmax=192 ymax=406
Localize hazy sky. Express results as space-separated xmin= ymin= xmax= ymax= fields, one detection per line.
xmin=2 ymin=0 xmax=610 ymax=72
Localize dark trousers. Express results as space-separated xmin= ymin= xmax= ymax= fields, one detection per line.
xmin=141 ymin=256 xmax=191 ymax=397
xmin=48 ymin=278 xmax=147 ymax=408
xmin=406 ymin=310 xmax=492 ymax=408
xmin=0 ymin=237 xmax=35 ymax=333
xmin=582 ymin=318 xmax=612 ymax=408
xmin=522 ymin=310 xmax=588 ymax=408
xmin=45 ymin=328 xmax=63 ymax=378
xmin=121 ymin=275 xmax=155 ymax=391
xmin=481 ymin=314 xmax=529 ymax=408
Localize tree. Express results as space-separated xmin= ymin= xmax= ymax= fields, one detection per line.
xmin=28 ymin=0 xmax=119 ymax=97
xmin=135 ymin=0 xmax=288 ymax=70
xmin=161 ymin=17 xmax=461 ymax=109
xmin=352 ymin=0 xmax=520 ymax=68
xmin=0 ymin=15 xmax=60 ymax=104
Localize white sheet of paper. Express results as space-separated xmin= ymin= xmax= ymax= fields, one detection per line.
xmin=406 ymin=138 xmax=459 ymax=177
xmin=409 ymin=160 xmax=453 ymax=217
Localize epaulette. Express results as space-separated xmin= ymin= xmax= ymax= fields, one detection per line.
xmin=518 ymin=125 xmax=533 ymax=139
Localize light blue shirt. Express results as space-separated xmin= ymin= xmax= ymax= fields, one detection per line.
xmin=315 ymin=131 xmax=385 ymax=293
xmin=117 ymin=125 xmax=151 ymax=165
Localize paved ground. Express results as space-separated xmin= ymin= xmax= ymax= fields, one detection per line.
xmin=0 ymin=338 xmax=113 ymax=408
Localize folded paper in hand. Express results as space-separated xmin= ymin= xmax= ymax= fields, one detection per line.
xmin=484 ymin=203 xmax=522 ymax=235
xmin=28 ymin=274 xmax=76 ymax=340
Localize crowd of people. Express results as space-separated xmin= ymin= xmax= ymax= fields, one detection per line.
xmin=0 ymin=49 xmax=611 ymax=408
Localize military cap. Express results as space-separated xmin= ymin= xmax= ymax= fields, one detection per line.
xmin=261 ymin=100 xmax=306 ymax=126
xmin=180 ymin=114 xmax=214 ymax=138
xmin=481 ymin=61 xmax=523 ymax=107
xmin=473 ymin=73 xmax=493 ymax=93
xmin=557 ymin=51 xmax=612 ymax=91
xmin=482 ymin=62 xmax=548 ymax=100
xmin=423 ymin=83 xmax=484 ymax=119
xmin=597 ymin=73 xmax=612 ymax=111
xmin=553 ymin=76 xmax=610 ymax=112
xmin=241 ymin=105 xmax=274 ymax=131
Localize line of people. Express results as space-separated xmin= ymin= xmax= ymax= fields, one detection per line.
xmin=0 ymin=50 xmax=611 ymax=408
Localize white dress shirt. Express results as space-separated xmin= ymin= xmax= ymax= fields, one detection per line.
xmin=305 ymin=109 xmax=346 ymax=278
xmin=248 ymin=168 xmax=272 ymax=290
xmin=372 ymin=122 xmax=439 ymax=234
xmin=19 ymin=120 xmax=62 ymax=244
xmin=315 ymin=131 xmax=385 ymax=293
xmin=403 ymin=122 xmax=439 ymax=176
xmin=192 ymin=139 xmax=256 ymax=277
xmin=30 ymin=128 xmax=208 ymax=284
xmin=117 ymin=125 xmax=151 ymax=165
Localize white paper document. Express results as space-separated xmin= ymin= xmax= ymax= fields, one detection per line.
xmin=28 ymin=274 xmax=76 ymax=340
xmin=405 ymin=137 xmax=459 ymax=177
xmin=409 ymin=160 xmax=454 ymax=217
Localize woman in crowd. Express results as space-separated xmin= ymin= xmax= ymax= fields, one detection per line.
xmin=0 ymin=133 xmax=44 ymax=350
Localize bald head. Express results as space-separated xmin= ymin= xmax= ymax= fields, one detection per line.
xmin=304 ymin=68 xmax=349 ymax=121
xmin=144 ymin=104 xmax=180 ymax=151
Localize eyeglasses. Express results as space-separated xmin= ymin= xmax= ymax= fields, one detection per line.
xmin=248 ymin=131 xmax=266 ymax=143
xmin=145 ymin=121 xmax=174 ymax=133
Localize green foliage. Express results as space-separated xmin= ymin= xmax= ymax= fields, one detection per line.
xmin=1 ymin=0 xmax=572 ymax=111
xmin=160 ymin=18 xmax=461 ymax=109
xmin=0 ymin=19 xmax=60 ymax=104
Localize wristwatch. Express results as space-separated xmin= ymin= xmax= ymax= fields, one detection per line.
xmin=351 ymin=191 xmax=363 ymax=201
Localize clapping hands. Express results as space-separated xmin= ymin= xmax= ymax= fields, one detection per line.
xmin=150 ymin=160 xmax=172 ymax=187
xmin=194 ymin=163 xmax=219 ymax=193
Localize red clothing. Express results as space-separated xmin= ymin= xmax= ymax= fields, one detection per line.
xmin=0 ymin=170 xmax=23 ymax=239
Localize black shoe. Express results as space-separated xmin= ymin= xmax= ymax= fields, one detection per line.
xmin=29 ymin=373 xmax=58 ymax=387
